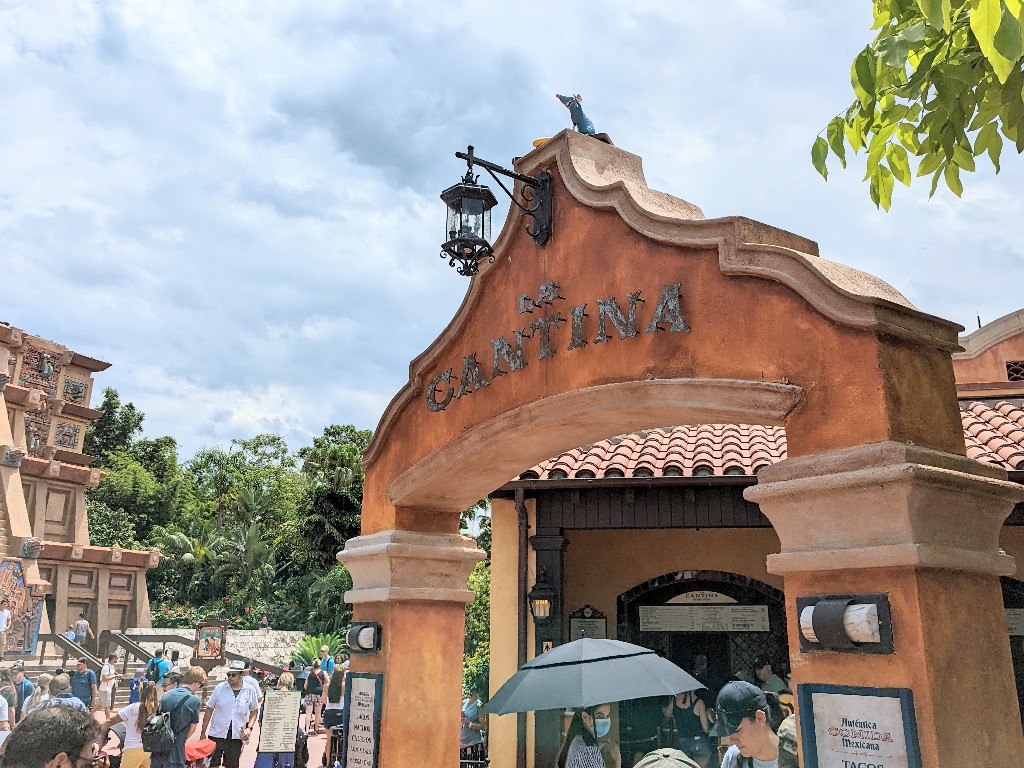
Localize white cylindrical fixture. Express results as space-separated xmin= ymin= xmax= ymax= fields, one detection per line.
xmin=800 ymin=603 xmax=881 ymax=645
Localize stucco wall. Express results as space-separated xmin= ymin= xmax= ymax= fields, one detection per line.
xmin=563 ymin=528 xmax=783 ymax=632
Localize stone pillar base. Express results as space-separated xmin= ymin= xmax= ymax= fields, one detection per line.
xmin=746 ymin=441 xmax=1024 ymax=768
xmin=338 ymin=528 xmax=485 ymax=768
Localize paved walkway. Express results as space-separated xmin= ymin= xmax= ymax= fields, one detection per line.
xmin=97 ymin=712 xmax=332 ymax=768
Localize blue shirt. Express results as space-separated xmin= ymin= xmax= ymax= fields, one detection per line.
xmin=148 ymin=658 xmax=171 ymax=684
xmin=151 ymin=686 xmax=200 ymax=768
xmin=15 ymin=678 xmax=34 ymax=714
xmin=129 ymin=677 xmax=142 ymax=704
xmin=69 ymin=669 xmax=97 ymax=703
xmin=320 ymin=657 xmax=335 ymax=675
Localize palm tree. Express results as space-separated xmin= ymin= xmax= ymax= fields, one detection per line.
xmin=210 ymin=523 xmax=274 ymax=600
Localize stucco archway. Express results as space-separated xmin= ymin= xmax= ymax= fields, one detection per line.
xmin=339 ymin=131 xmax=1023 ymax=768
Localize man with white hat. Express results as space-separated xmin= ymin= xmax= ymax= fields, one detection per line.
xmin=201 ymin=661 xmax=259 ymax=768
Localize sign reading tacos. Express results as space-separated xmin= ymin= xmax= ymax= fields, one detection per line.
xmin=426 ymin=281 xmax=690 ymax=412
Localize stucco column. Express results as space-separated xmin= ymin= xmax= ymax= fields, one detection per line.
xmin=338 ymin=526 xmax=485 ymax=768
xmin=746 ymin=441 xmax=1024 ymax=768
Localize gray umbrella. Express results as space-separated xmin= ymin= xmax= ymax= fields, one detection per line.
xmin=481 ymin=638 xmax=703 ymax=715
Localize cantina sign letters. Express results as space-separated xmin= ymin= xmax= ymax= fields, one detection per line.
xmin=426 ymin=281 xmax=690 ymax=412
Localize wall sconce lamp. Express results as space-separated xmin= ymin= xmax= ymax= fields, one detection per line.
xmin=528 ymin=567 xmax=556 ymax=625
xmin=346 ymin=621 xmax=382 ymax=654
xmin=796 ymin=594 xmax=893 ymax=654
xmin=440 ymin=145 xmax=552 ymax=277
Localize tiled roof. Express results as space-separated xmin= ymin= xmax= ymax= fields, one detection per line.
xmin=520 ymin=401 xmax=1024 ymax=480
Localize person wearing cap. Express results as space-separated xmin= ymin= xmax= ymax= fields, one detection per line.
xmin=13 ymin=662 xmax=35 ymax=720
xmin=633 ymin=747 xmax=700 ymax=768
xmin=751 ymin=658 xmax=787 ymax=696
xmin=41 ymin=674 xmax=89 ymax=711
xmin=201 ymin=660 xmax=259 ymax=768
xmin=129 ymin=668 xmax=146 ymax=704
xmin=709 ymin=681 xmax=779 ymax=767
xmin=239 ymin=659 xmax=263 ymax=704
xmin=775 ymin=714 xmax=798 ymax=768
xmin=69 ymin=658 xmax=98 ymax=712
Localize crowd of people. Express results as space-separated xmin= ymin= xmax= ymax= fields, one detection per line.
xmin=553 ymin=654 xmax=800 ymax=768
xmin=458 ymin=653 xmax=801 ymax=768
xmin=0 ymin=647 xmax=351 ymax=768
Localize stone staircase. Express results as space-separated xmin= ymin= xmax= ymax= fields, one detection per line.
xmin=16 ymin=628 xmax=307 ymax=709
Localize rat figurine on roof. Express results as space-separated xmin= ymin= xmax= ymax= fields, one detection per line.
xmin=556 ymin=93 xmax=613 ymax=145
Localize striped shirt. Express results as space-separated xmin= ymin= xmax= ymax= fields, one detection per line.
xmin=565 ymin=735 xmax=605 ymax=768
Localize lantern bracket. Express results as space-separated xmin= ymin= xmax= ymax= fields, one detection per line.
xmin=455 ymin=146 xmax=552 ymax=247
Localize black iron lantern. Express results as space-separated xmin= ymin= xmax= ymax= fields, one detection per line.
xmin=439 ymin=145 xmax=552 ymax=277
xmin=528 ymin=567 xmax=557 ymax=624
xmin=440 ymin=164 xmax=498 ymax=277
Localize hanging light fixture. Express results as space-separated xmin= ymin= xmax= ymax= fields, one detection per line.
xmin=528 ymin=567 xmax=557 ymax=625
xmin=439 ymin=145 xmax=552 ymax=277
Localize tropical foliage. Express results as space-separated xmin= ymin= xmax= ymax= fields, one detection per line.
xmin=291 ymin=633 xmax=347 ymax=666
xmin=812 ymin=0 xmax=1024 ymax=208
xmin=85 ymin=389 xmax=492 ymax=687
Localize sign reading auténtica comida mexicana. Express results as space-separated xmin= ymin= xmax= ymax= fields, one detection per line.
xmin=426 ymin=281 xmax=690 ymax=412
xmin=798 ymin=684 xmax=923 ymax=768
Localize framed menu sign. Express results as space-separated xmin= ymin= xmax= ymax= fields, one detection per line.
xmin=797 ymin=683 xmax=922 ymax=768
xmin=256 ymin=690 xmax=301 ymax=754
xmin=343 ymin=673 xmax=384 ymax=768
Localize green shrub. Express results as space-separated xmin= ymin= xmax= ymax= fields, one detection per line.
xmin=290 ymin=632 xmax=346 ymax=666
xmin=463 ymin=640 xmax=489 ymax=700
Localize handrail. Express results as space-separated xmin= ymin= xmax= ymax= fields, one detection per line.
xmin=113 ymin=630 xmax=283 ymax=678
xmin=36 ymin=634 xmax=102 ymax=671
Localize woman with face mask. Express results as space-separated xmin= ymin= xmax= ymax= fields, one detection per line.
xmin=556 ymin=703 xmax=614 ymax=768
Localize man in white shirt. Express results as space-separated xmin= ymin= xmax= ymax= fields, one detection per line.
xmin=201 ymin=660 xmax=259 ymax=768
xmin=0 ymin=598 xmax=12 ymax=661
xmin=98 ymin=653 xmax=120 ymax=718
xmin=240 ymin=659 xmax=263 ymax=704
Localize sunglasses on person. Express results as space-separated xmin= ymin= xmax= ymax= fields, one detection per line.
xmin=226 ymin=672 xmax=241 ymax=678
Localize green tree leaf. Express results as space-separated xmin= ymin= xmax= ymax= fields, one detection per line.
xmin=944 ymin=160 xmax=965 ymax=195
xmin=916 ymin=0 xmax=953 ymax=30
xmin=852 ymin=47 xmax=878 ymax=107
xmin=826 ymin=117 xmax=848 ymax=167
xmin=887 ymin=143 xmax=913 ymax=185
xmin=812 ymin=136 xmax=829 ymax=179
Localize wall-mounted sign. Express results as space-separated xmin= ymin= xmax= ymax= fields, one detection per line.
xmin=639 ymin=604 xmax=769 ymax=632
xmin=344 ymin=673 xmax=383 ymax=768
xmin=667 ymin=590 xmax=738 ymax=604
xmin=1006 ymin=608 xmax=1024 ymax=636
xmin=797 ymin=683 xmax=922 ymax=768
xmin=256 ymin=690 xmax=301 ymax=754
xmin=426 ymin=280 xmax=690 ymax=412
xmin=569 ymin=605 xmax=607 ymax=639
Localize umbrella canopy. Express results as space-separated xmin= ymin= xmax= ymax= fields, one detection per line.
xmin=481 ymin=638 xmax=703 ymax=715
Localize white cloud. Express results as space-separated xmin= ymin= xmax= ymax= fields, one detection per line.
xmin=2 ymin=1 xmax=1021 ymax=457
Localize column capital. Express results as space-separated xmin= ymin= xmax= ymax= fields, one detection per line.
xmin=745 ymin=441 xmax=1023 ymax=576
xmin=338 ymin=529 xmax=485 ymax=605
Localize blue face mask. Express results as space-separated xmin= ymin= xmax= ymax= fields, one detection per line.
xmin=593 ymin=717 xmax=611 ymax=738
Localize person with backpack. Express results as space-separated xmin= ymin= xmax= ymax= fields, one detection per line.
xmin=301 ymin=660 xmax=327 ymax=733
xmin=147 ymin=649 xmax=172 ymax=688
xmin=201 ymin=660 xmax=259 ymax=768
xmin=149 ymin=666 xmax=207 ymax=768
xmin=103 ymin=681 xmax=159 ymax=768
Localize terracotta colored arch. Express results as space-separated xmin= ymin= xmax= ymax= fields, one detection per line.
xmin=360 ymin=130 xmax=964 ymax=534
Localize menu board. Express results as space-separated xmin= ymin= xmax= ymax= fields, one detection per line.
xmin=798 ymin=684 xmax=922 ymax=768
xmin=639 ymin=604 xmax=769 ymax=632
xmin=1006 ymin=608 xmax=1024 ymax=636
xmin=256 ymin=690 xmax=301 ymax=754
xmin=344 ymin=673 xmax=383 ymax=768
xmin=569 ymin=617 xmax=607 ymax=639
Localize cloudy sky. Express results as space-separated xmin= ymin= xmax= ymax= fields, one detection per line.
xmin=3 ymin=2 xmax=1022 ymax=459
